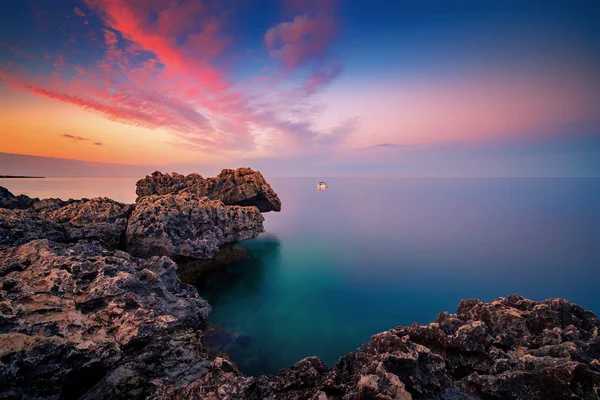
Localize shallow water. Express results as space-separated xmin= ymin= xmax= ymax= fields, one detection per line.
xmin=3 ymin=176 xmax=600 ymax=376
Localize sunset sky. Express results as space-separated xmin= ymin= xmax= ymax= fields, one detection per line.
xmin=1 ymin=0 xmax=599 ymax=176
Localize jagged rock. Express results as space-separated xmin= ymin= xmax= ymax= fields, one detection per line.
xmin=0 ymin=239 xmax=211 ymax=400
xmin=135 ymin=168 xmax=282 ymax=212
xmin=0 ymin=191 xmax=132 ymax=249
xmin=39 ymin=197 xmax=133 ymax=249
xmin=152 ymin=295 xmax=600 ymax=400
xmin=0 ymin=186 xmax=39 ymax=209
xmin=126 ymin=192 xmax=264 ymax=260
xmin=0 ymin=208 xmax=67 ymax=249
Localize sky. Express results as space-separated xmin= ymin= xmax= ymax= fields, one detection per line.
xmin=0 ymin=0 xmax=599 ymax=177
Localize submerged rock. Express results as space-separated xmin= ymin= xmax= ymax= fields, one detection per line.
xmin=0 ymin=239 xmax=211 ymax=400
xmin=126 ymin=192 xmax=264 ymax=260
xmin=135 ymin=168 xmax=282 ymax=212
xmin=152 ymin=295 xmax=600 ymax=400
xmin=176 ymin=243 xmax=251 ymax=284
xmin=0 ymin=186 xmax=39 ymax=210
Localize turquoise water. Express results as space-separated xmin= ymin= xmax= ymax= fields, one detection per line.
xmin=195 ymin=178 xmax=600 ymax=375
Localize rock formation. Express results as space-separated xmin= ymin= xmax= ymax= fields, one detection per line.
xmin=151 ymin=294 xmax=600 ymax=400
xmin=0 ymin=239 xmax=211 ymax=400
xmin=0 ymin=208 xmax=67 ymax=248
xmin=135 ymin=168 xmax=282 ymax=212
xmin=0 ymin=186 xmax=39 ymax=209
xmin=0 ymin=191 xmax=132 ymax=250
xmin=126 ymin=192 xmax=264 ymax=259
xmin=39 ymin=197 xmax=133 ymax=249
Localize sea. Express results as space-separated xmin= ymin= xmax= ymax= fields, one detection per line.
xmin=2 ymin=176 xmax=599 ymax=375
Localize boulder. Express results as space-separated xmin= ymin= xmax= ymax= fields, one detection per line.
xmin=0 ymin=239 xmax=211 ymax=400
xmin=135 ymin=168 xmax=282 ymax=212
xmin=126 ymin=192 xmax=264 ymax=259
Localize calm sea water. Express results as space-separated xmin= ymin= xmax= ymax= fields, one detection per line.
xmin=2 ymin=177 xmax=600 ymax=375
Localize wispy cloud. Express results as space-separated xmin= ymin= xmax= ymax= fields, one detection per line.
xmin=62 ymin=134 xmax=90 ymax=141
xmin=358 ymin=143 xmax=416 ymax=150
xmin=61 ymin=134 xmax=102 ymax=146
xmin=1 ymin=0 xmax=349 ymax=157
xmin=73 ymin=7 xmax=86 ymax=18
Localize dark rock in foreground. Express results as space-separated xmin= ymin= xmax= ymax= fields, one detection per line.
xmin=126 ymin=193 xmax=264 ymax=259
xmin=0 ymin=239 xmax=211 ymax=400
xmin=135 ymin=168 xmax=282 ymax=212
xmin=152 ymin=294 xmax=600 ymax=400
xmin=0 ymin=186 xmax=39 ymax=209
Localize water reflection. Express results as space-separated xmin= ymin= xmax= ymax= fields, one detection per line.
xmin=195 ymin=235 xmax=283 ymax=374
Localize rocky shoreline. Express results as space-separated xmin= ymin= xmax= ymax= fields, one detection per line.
xmin=1 ymin=169 xmax=599 ymax=399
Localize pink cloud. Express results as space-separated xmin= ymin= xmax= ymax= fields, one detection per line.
xmin=304 ymin=62 xmax=342 ymax=94
xmin=74 ymin=7 xmax=86 ymax=18
xmin=2 ymin=0 xmax=351 ymax=156
xmin=265 ymin=13 xmax=336 ymax=70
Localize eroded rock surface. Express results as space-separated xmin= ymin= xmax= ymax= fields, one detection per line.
xmin=0 ymin=186 xmax=39 ymax=209
xmin=152 ymin=295 xmax=600 ymax=400
xmin=40 ymin=197 xmax=133 ymax=248
xmin=0 ymin=239 xmax=211 ymax=400
xmin=0 ymin=208 xmax=67 ymax=249
xmin=126 ymin=192 xmax=264 ymax=259
xmin=135 ymin=168 xmax=281 ymax=212
xmin=0 ymin=187 xmax=133 ymax=249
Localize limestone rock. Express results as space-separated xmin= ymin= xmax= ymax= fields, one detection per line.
xmin=135 ymin=168 xmax=281 ymax=212
xmin=0 ymin=186 xmax=39 ymax=209
xmin=0 ymin=192 xmax=132 ymax=250
xmin=0 ymin=239 xmax=211 ymax=400
xmin=0 ymin=208 xmax=67 ymax=249
xmin=40 ymin=197 xmax=133 ymax=249
xmin=126 ymin=192 xmax=264 ymax=259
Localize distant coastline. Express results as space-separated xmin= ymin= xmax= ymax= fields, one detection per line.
xmin=0 ymin=175 xmax=45 ymax=178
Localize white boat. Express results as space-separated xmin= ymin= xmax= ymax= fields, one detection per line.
xmin=317 ymin=181 xmax=328 ymax=189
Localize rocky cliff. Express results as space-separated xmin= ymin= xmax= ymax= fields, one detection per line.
xmin=126 ymin=192 xmax=264 ymax=259
xmin=0 ymin=239 xmax=211 ymax=400
xmin=0 ymin=193 xmax=132 ymax=251
xmin=0 ymin=171 xmax=275 ymax=399
xmin=135 ymin=168 xmax=282 ymax=213
xmin=0 ymin=186 xmax=39 ymax=210
xmin=0 ymin=167 xmax=274 ymax=259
